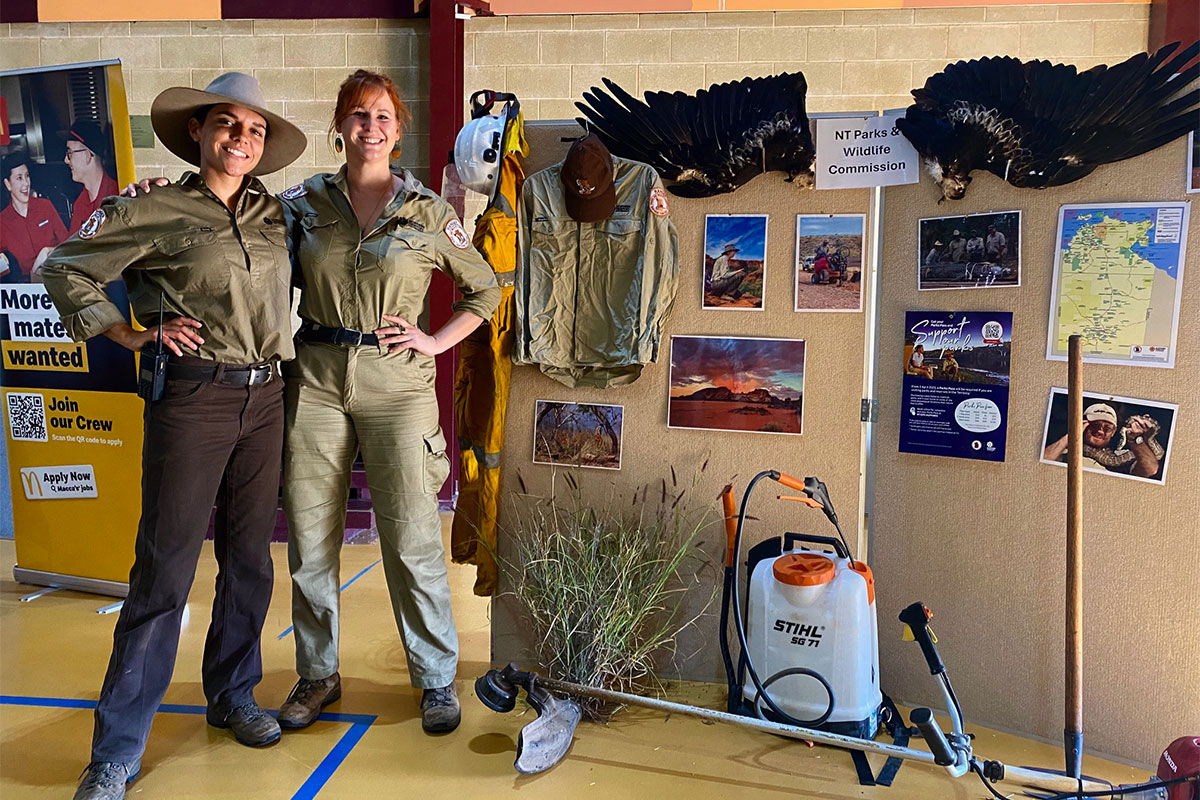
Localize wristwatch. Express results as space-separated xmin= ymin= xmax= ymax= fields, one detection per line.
xmin=1135 ymin=435 xmax=1145 ymax=445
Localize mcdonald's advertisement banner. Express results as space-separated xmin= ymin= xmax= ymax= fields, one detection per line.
xmin=2 ymin=61 xmax=143 ymax=591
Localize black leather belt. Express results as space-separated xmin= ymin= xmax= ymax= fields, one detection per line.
xmin=297 ymin=323 xmax=380 ymax=347
xmin=165 ymin=361 xmax=278 ymax=386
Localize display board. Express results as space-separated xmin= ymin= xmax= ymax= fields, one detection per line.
xmin=1 ymin=61 xmax=143 ymax=595
xmin=491 ymin=121 xmax=874 ymax=681
xmin=873 ymin=138 xmax=1198 ymax=766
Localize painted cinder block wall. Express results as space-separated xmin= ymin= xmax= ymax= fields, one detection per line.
xmin=0 ymin=18 xmax=433 ymax=193
xmin=463 ymin=6 xmax=1150 ymax=119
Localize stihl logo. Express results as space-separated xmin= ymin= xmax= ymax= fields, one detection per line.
xmin=774 ymin=619 xmax=825 ymax=647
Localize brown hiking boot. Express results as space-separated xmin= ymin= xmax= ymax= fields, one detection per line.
xmin=421 ymin=684 xmax=461 ymax=734
xmin=206 ymin=701 xmax=281 ymax=747
xmin=278 ymin=673 xmax=342 ymax=730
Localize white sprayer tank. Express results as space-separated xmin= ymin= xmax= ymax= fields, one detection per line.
xmin=744 ymin=543 xmax=881 ymax=730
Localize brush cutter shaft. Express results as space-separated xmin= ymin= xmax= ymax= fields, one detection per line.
xmin=534 ymin=675 xmax=942 ymax=768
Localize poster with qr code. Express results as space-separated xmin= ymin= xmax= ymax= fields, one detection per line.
xmin=2 ymin=61 xmax=145 ymax=591
xmin=7 ymin=391 xmax=48 ymax=442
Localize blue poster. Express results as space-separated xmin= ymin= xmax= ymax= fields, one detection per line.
xmin=900 ymin=311 xmax=1012 ymax=461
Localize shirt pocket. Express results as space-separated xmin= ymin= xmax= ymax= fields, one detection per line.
xmin=256 ymin=225 xmax=293 ymax=287
xmin=151 ymin=227 xmax=225 ymax=292
xmin=599 ymin=218 xmax=643 ymax=270
xmin=529 ymin=217 xmax=572 ymax=277
xmin=298 ymin=214 xmax=339 ymax=267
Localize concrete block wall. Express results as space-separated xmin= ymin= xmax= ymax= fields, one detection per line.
xmin=463 ymin=5 xmax=1150 ymax=119
xmin=0 ymin=19 xmax=432 ymax=193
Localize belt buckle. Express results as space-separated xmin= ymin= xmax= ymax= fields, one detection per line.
xmin=336 ymin=327 xmax=364 ymax=347
xmin=247 ymin=364 xmax=273 ymax=385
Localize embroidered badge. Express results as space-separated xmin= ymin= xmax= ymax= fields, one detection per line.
xmin=649 ymin=186 xmax=670 ymax=217
xmin=575 ymin=178 xmax=596 ymax=196
xmin=281 ymin=184 xmax=307 ymax=200
xmin=445 ymin=218 xmax=470 ymax=250
xmin=79 ymin=209 xmax=106 ymax=239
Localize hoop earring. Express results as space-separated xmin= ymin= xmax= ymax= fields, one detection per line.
xmin=334 ymin=135 xmax=343 ymax=154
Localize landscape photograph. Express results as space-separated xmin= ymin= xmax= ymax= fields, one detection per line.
xmin=668 ymin=335 xmax=805 ymax=435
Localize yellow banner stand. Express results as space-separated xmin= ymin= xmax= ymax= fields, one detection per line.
xmin=2 ymin=61 xmax=144 ymax=596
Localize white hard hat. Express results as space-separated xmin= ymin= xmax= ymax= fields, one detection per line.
xmin=454 ymin=113 xmax=505 ymax=197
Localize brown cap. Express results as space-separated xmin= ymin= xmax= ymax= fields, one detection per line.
xmin=560 ymin=134 xmax=616 ymax=223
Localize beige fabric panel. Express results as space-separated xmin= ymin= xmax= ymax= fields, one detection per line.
xmin=873 ymin=138 xmax=1199 ymax=767
xmin=492 ymin=121 xmax=872 ymax=682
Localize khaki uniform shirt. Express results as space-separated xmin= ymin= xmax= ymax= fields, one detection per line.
xmin=42 ymin=172 xmax=294 ymax=365
xmin=515 ymin=156 xmax=679 ymax=389
xmin=282 ymin=166 xmax=500 ymax=335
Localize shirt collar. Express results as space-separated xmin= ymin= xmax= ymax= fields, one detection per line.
xmin=326 ymin=164 xmax=415 ymax=219
xmin=180 ymin=171 xmax=270 ymax=197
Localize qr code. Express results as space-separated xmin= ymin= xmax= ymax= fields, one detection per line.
xmin=7 ymin=392 xmax=48 ymax=442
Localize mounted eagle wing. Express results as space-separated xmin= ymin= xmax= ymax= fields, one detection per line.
xmin=897 ymin=41 xmax=1200 ymax=200
xmin=574 ymin=73 xmax=814 ymax=197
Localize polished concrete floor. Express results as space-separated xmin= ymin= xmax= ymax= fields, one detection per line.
xmin=1 ymin=515 xmax=1145 ymax=798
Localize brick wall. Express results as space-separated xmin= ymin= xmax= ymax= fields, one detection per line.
xmin=0 ymin=19 xmax=431 ymax=193
xmin=463 ymin=6 xmax=1150 ymax=118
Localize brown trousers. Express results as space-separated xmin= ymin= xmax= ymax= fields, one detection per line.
xmin=91 ymin=373 xmax=283 ymax=763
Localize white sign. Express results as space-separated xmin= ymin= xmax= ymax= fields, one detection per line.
xmin=815 ymin=116 xmax=919 ymax=190
xmin=20 ymin=464 xmax=98 ymax=500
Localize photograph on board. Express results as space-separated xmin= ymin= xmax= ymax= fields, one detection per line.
xmin=668 ymin=335 xmax=804 ymax=435
xmin=917 ymin=210 xmax=1020 ymax=290
xmin=794 ymin=214 xmax=865 ymax=312
xmin=533 ymin=400 xmax=623 ymax=470
xmin=703 ymin=214 xmax=766 ymax=310
xmin=1040 ymin=388 xmax=1177 ymax=485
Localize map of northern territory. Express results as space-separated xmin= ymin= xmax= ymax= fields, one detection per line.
xmin=1051 ymin=205 xmax=1185 ymax=365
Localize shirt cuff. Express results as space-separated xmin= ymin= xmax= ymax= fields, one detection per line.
xmin=452 ymin=287 xmax=501 ymax=321
xmin=59 ymin=301 xmax=128 ymax=342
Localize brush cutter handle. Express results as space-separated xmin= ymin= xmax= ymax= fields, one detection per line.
xmin=721 ymin=485 xmax=738 ymax=568
xmin=911 ymin=707 xmax=958 ymax=767
xmin=899 ymin=602 xmax=946 ymax=676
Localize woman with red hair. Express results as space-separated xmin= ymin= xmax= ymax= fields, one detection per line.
xmin=275 ymin=70 xmax=499 ymax=734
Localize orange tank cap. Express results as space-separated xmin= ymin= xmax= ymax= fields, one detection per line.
xmin=850 ymin=561 xmax=875 ymax=605
xmin=773 ymin=553 xmax=835 ymax=587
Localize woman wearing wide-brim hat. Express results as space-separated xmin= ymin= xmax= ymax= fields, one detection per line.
xmin=42 ymin=72 xmax=306 ymax=800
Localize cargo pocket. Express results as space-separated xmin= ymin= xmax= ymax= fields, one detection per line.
xmin=422 ymin=427 xmax=451 ymax=494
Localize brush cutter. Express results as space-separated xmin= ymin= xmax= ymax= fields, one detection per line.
xmin=476 ymin=469 xmax=1198 ymax=799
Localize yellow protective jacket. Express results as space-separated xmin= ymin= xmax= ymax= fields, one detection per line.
xmin=450 ymin=114 xmax=528 ymax=597
xmin=514 ymin=157 xmax=679 ymax=389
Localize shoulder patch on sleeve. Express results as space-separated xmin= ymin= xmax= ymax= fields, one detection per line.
xmin=649 ymin=186 xmax=670 ymax=217
xmin=78 ymin=209 xmax=106 ymax=239
xmin=444 ymin=218 xmax=470 ymax=250
xmin=281 ymin=184 xmax=307 ymax=200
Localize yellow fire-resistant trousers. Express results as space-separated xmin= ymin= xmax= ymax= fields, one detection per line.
xmin=283 ymin=341 xmax=457 ymax=689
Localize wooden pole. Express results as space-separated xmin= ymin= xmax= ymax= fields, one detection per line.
xmin=1065 ymin=335 xmax=1084 ymax=778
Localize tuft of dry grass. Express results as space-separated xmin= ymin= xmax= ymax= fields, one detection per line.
xmin=500 ymin=468 xmax=718 ymax=720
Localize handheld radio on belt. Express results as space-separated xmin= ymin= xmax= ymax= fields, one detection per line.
xmin=137 ymin=293 xmax=168 ymax=402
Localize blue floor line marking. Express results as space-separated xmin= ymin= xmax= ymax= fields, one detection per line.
xmin=277 ymin=559 xmax=382 ymax=640
xmin=1 ymin=695 xmax=377 ymax=799
xmin=290 ymin=719 xmax=375 ymax=800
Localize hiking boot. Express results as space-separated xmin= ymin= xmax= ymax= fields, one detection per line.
xmin=73 ymin=760 xmax=140 ymax=800
xmin=206 ymin=701 xmax=281 ymax=747
xmin=421 ymin=684 xmax=461 ymax=734
xmin=278 ymin=672 xmax=342 ymax=730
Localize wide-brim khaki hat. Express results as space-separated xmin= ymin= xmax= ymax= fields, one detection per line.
xmin=150 ymin=72 xmax=306 ymax=176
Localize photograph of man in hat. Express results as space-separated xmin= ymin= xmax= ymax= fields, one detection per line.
xmin=41 ymin=72 xmax=307 ymax=800
xmin=702 ymin=213 xmax=766 ymax=310
xmin=63 ymin=120 xmax=121 ymax=235
xmin=709 ymin=243 xmax=744 ymax=298
xmin=1041 ymin=396 xmax=1170 ymax=481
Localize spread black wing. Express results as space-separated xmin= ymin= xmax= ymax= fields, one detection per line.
xmin=575 ymin=73 xmax=813 ymax=197
xmin=899 ymin=41 xmax=1200 ymax=197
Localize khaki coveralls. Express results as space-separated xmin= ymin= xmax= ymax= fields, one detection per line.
xmin=281 ymin=167 xmax=499 ymax=688
xmin=42 ymin=173 xmax=293 ymax=763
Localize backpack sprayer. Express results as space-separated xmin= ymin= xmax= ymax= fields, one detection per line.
xmin=475 ymin=469 xmax=1198 ymax=799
